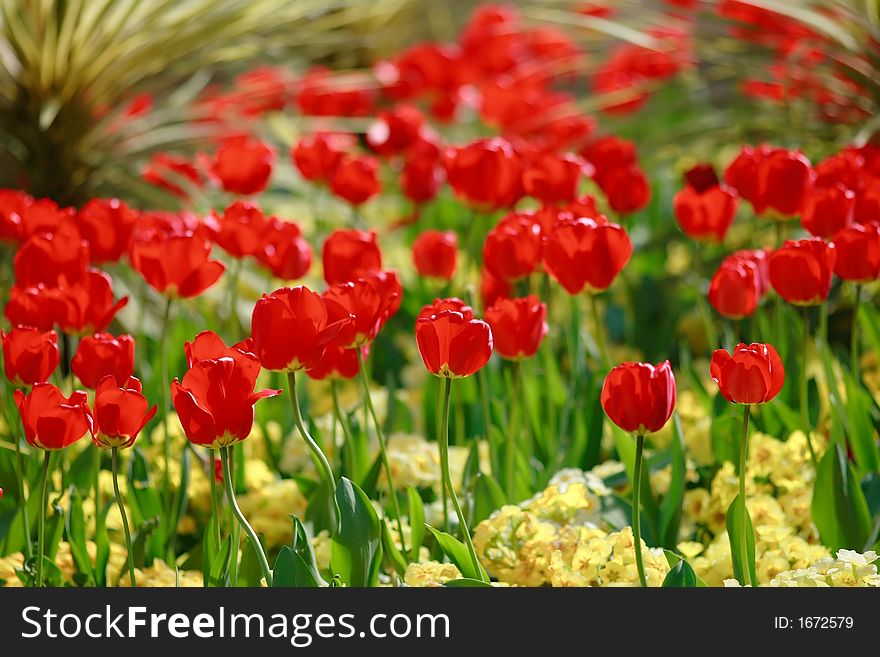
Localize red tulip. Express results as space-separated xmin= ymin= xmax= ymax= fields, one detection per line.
xmin=208 ymin=200 xmax=273 ymax=259
xmin=401 ymin=137 xmax=444 ymax=203
xmin=75 ymin=198 xmax=137 ymax=264
xmin=542 ymin=217 xmax=632 ymax=294
xmin=415 ymin=310 xmax=493 ymax=378
xmin=4 ymin=285 xmax=66 ymax=332
xmin=366 ymin=104 xmax=426 ymax=157
xmin=417 ymin=297 xmax=474 ymax=322
xmin=768 ymin=238 xmax=836 ymax=305
xmin=323 ymin=278 xmax=398 ymax=348
xmin=360 ymin=269 xmax=403 ymax=318
xmin=445 ymin=138 xmax=523 ymax=210
xmin=322 ymin=229 xmax=382 ymax=285
xmin=673 ymin=181 xmax=738 ymax=243
xmin=832 ymin=222 xmax=880 ymax=282
xmin=0 ymin=188 xmax=29 ymax=243
xmin=483 ymin=213 xmax=542 ymax=282
xmin=250 ymin=286 xmax=353 ymax=372
xmin=14 ymin=224 xmax=89 ymax=288
xmin=800 ymin=183 xmax=855 ymax=239
xmin=142 ymin=153 xmax=202 ymax=198
xmin=412 ymin=230 xmax=457 ymax=280
xmin=683 ymin=163 xmax=721 ymax=192
xmin=130 ymin=232 xmax=225 ymax=298
xmin=14 ymin=383 xmax=94 ymax=450
xmin=171 ymin=353 xmax=280 ymax=449
xmin=601 ymin=361 xmax=676 ymax=434
xmin=93 ymin=376 xmax=157 ymax=449
xmin=184 ymin=330 xmax=257 ymax=372
xmin=521 ymin=153 xmax=585 ymax=205
xmin=484 ymin=295 xmax=548 ymax=359
xmin=710 ymin=343 xmax=785 ymax=404
xmin=53 ymin=269 xmax=129 ymax=336
xmin=329 ymin=156 xmax=381 ymax=205
xmin=295 ymin=66 xmax=376 ymax=117
xmin=208 ymin=136 xmax=275 ymax=196
xmin=2 ymin=327 xmax=59 ymax=387
xmin=71 ymin=333 xmax=135 ymax=389
xmin=708 ymin=255 xmax=762 ymax=319
xmin=724 ymin=145 xmax=813 ymax=217
xmin=256 ymin=218 xmax=313 ymax=280
xmin=306 ymin=345 xmax=365 ymax=381
xmin=291 ymin=132 xmax=354 ymax=183
xmin=18 ymin=199 xmax=75 ymax=238
xmin=598 ymin=164 xmax=652 ymax=215
xmin=732 ymin=248 xmax=771 ymax=296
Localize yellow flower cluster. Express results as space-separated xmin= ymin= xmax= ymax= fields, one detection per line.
xmin=472 ymin=469 xmax=664 ymax=586
xmin=0 ymin=541 xmax=201 ymax=587
xmin=403 ymin=561 xmax=462 ymax=587
xmin=237 ymin=477 xmax=308 ymax=549
xmin=724 ymin=550 xmax=880 ymax=587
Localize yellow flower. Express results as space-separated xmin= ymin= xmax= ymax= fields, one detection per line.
xmin=404 ymin=561 xmax=461 ymax=587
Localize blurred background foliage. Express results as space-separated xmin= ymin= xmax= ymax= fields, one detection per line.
xmin=1 ymin=0 xmax=879 ymax=206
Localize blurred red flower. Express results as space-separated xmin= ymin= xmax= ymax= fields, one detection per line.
xmin=542 ymin=217 xmax=632 ymax=294
xmin=322 ymin=229 xmax=382 ymax=285
xmin=832 ymin=222 xmax=880 ymax=282
xmin=768 ymin=238 xmax=836 ymax=305
xmin=484 ymin=295 xmax=548 ymax=359
xmin=415 ymin=309 xmax=493 ymax=378
xmin=208 ymin=136 xmax=275 ymax=196
xmin=130 ymin=232 xmax=225 ymax=298
xmin=412 ymin=230 xmax=457 ymax=281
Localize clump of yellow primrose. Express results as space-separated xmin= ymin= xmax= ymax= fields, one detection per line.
xmin=404 ymin=561 xmax=462 ymax=587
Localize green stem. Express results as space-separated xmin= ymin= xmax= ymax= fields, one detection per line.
xmin=36 ymin=450 xmax=51 ymax=587
xmin=436 ymin=379 xmax=448 ymax=532
xmin=477 ymin=368 xmax=494 ymax=476
xmin=356 ymin=349 xmax=407 ymax=554
xmin=14 ymin=431 xmax=32 ymax=558
xmin=159 ymin=297 xmax=174 ymax=516
xmin=440 ymin=377 xmax=486 ymax=582
xmin=506 ymin=362 xmax=522 ymax=502
xmin=693 ymin=243 xmax=720 ymax=353
xmin=331 ymin=381 xmax=356 ymax=481
xmin=632 ymin=433 xmax=648 ymax=588
xmin=851 ymin=284 xmax=862 ymax=381
xmin=589 ymin=293 xmax=612 ymax=370
xmin=228 ymin=447 xmax=240 ymax=586
xmin=800 ymin=307 xmax=818 ymax=469
xmin=209 ymin=449 xmax=221 ymax=549
xmin=738 ymin=404 xmax=752 ymax=587
xmin=220 ymin=446 xmax=272 ymax=586
xmin=287 ymin=371 xmax=336 ymax=496
xmin=111 ymin=447 xmax=137 ymax=587
xmin=93 ymin=444 xmax=101 ymax=543
xmin=774 ymin=222 xmax=785 ymax=347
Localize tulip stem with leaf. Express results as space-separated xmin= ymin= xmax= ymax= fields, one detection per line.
xmin=220 ymin=446 xmax=273 ymax=586
xmin=737 ymin=404 xmax=752 ymax=587
xmin=330 ymin=380 xmax=357 ymax=482
xmin=111 ymin=446 xmax=137 ymax=587
xmin=711 ymin=343 xmax=785 ymax=586
xmin=601 ymin=361 xmax=677 ymax=588
xmin=631 ymin=432 xmax=648 ymax=588
xmin=287 ymin=372 xmax=338 ymax=498
xmin=440 ymin=377 xmax=487 ymax=583
xmin=356 ymin=349 xmax=407 ymax=554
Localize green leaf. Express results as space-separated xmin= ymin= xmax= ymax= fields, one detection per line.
xmin=64 ymin=486 xmax=94 ymax=584
xmin=811 ymin=444 xmax=872 ymax=553
xmin=842 ymin=371 xmax=880 ymax=474
xmin=444 ymin=577 xmax=494 ymax=587
xmin=67 ymin=447 xmax=96 ymax=494
xmin=208 ymin=536 xmax=232 ymax=588
xmin=236 ymin=535 xmax=263 ymax=587
xmin=657 ymin=413 xmax=686 ymax=549
xmin=407 ymin=487 xmax=425 ymax=563
xmin=425 ymin=525 xmax=488 ymax=582
xmin=470 ymin=471 xmax=507 ymax=527
xmin=272 ymin=545 xmax=321 ymax=588
xmin=202 ymin=514 xmax=220 ymax=586
xmin=291 ymin=516 xmax=325 ymax=585
xmin=711 ymin=411 xmax=739 ymax=467
xmin=726 ymin=494 xmax=757 ymax=586
xmin=330 ymin=477 xmax=382 ymax=587
xmin=94 ymin=501 xmax=112 ymax=588
xmin=662 ymin=558 xmax=698 ymax=587
xmin=304 ymin=478 xmax=340 ymax=536
xmin=381 ymin=518 xmax=408 ymax=577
